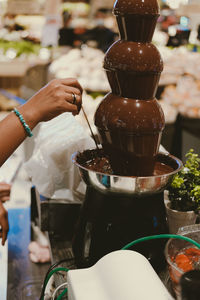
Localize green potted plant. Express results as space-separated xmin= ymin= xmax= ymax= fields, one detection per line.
xmin=165 ymin=149 xmax=200 ymax=234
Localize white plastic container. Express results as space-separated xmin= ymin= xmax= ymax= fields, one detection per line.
xmin=68 ymin=250 xmax=174 ymax=300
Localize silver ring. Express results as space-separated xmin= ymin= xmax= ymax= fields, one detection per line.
xmin=72 ymin=93 xmax=77 ymax=105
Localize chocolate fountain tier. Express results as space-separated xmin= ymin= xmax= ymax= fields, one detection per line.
xmin=95 ymin=94 xmax=165 ymax=132
xmin=114 ymin=0 xmax=160 ymax=42
xmin=104 ymin=41 xmax=163 ymax=99
xmin=116 ymin=14 xmax=159 ymax=42
xmin=104 ymin=41 xmax=163 ymax=73
xmin=114 ymin=0 xmax=159 ymax=15
xmin=95 ymin=94 xmax=165 ymax=176
xmin=72 ymin=149 xmax=183 ymax=196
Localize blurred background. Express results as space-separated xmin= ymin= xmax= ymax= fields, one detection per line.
xmin=0 ymin=0 xmax=200 ymax=159
xmin=1 ymin=2 xmax=200 ymax=299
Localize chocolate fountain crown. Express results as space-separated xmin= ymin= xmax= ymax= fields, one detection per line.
xmin=94 ymin=0 xmax=165 ymax=177
xmin=114 ymin=0 xmax=160 ymax=42
xmin=113 ymin=0 xmax=159 ymax=15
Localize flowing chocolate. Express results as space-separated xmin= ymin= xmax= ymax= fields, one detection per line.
xmin=95 ymin=94 xmax=165 ymax=176
xmin=78 ymin=150 xmax=174 ymax=177
xmin=114 ymin=0 xmax=160 ymax=42
xmin=104 ymin=41 xmax=163 ymax=98
xmin=114 ymin=0 xmax=160 ymax=15
xmin=116 ymin=15 xmax=159 ymax=42
xmin=104 ymin=41 xmax=163 ymax=73
xmin=95 ymin=94 xmax=165 ymax=133
xmin=94 ymin=0 xmax=165 ymax=176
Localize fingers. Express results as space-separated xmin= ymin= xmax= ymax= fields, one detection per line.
xmin=0 ymin=183 xmax=11 ymax=192
xmin=0 ymin=183 xmax=11 ymax=202
xmin=27 ymin=78 xmax=84 ymax=123
xmin=65 ymin=92 xmax=82 ymax=111
xmin=50 ymin=78 xmax=83 ymax=112
xmin=63 ymin=86 xmax=81 ymax=100
xmin=0 ymin=190 xmax=11 ymax=197
xmin=0 ymin=204 xmax=9 ymax=246
xmin=0 ymin=196 xmax=10 ymax=203
xmin=64 ymin=102 xmax=78 ymax=115
xmin=63 ymin=86 xmax=82 ymax=113
xmin=0 ymin=222 xmax=9 ymax=246
xmin=60 ymin=78 xmax=83 ymax=94
xmin=64 ymin=90 xmax=82 ymax=104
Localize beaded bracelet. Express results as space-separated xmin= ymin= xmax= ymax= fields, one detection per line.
xmin=13 ymin=108 xmax=33 ymax=137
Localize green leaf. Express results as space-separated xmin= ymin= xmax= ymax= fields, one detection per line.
xmin=168 ymin=149 xmax=200 ymax=212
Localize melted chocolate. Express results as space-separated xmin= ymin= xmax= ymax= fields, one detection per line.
xmin=104 ymin=41 xmax=163 ymax=73
xmin=81 ymin=155 xmax=174 ymax=177
xmin=116 ymin=15 xmax=159 ymax=42
xmin=114 ymin=0 xmax=160 ymax=15
xmin=95 ymin=94 xmax=165 ymax=133
xmin=104 ymin=41 xmax=163 ymax=98
xmin=154 ymin=162 xmax=174 ymax=176
xmin=95 ymin=94 xmax=165 ymax=176
xmin=93 ymin=0 xmax=165 ymax=177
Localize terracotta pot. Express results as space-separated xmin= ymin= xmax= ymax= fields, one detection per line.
xmin=165 ymin=200 xmax=197 ymax=234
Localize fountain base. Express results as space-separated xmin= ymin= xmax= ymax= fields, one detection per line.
xmin=72 ymin=185 xmax=168 ymax=273
xmin=71 ymin=149 xmax=182 ymax=272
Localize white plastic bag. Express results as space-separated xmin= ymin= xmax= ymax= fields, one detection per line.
xmin=25 ymin=113 xmax=95 ymax=200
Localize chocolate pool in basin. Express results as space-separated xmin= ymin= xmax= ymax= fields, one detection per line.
xmin=71 ymin=0 xmax=183 ymax=271
xmin=72 ymin=149 xmax=182 ymax=195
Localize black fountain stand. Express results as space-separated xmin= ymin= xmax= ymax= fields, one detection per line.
xmin=72 ymin=185 xmax=169 ymax=273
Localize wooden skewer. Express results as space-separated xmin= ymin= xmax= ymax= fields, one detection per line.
xmin=81 ymin=106 xmax=99 ymax=150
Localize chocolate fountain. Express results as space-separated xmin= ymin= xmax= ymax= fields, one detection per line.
xmin=72 ymin=0 xmax=182 ymax=272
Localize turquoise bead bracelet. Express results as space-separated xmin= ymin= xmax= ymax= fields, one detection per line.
xmin=13 ymin=108 xmax=33 ymax=137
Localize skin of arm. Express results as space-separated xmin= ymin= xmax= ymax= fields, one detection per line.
xmin=0 ymin=182 xmax=11 ymax=203
xmin=0 ymin=201 xmax=9 ymax=245
xmin=0 ymin=77 xmax=82 ymax=245
xmin=0 ymin=78 xmax=82 ymax=167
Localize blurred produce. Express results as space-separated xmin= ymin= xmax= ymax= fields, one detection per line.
xmin=0 ymin=39 xmax=41 ymax=58
xmin=161 ymin=75 xmax=200 ymax=118
xmin=157 ymin=46 xmax=200 ymax=119
xmin=49 ymin=46 xmax=109 ymax=92
xmin=0 ymin=92 xmax=19 ymax=111
xmin=159 ymin=100 xmax=178 ymax=124
xmin=159 ymin=46 xmax=200 ymax=85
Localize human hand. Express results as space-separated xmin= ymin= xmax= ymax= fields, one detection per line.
xmin=20 ymin=78 xmax=83 ymax=125
xmin=0 ymin=201 xmax=9 ymax=246
xmin=0 ymin=182 xmax=11 ymax=203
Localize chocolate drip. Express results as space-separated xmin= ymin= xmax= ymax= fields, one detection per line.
xmin=104 ymin=41 xmax=163 ymax=73
xmin=114 ymin=0 xmax=159 ymax=15
xmin=95 ymin=94 xmax=165 ymax=133
xmin=104 ymin=41 xmax=163 ymax=99
xmin=114 ymin=0 xmax=160 ymax=42
xmin=94 ymin=0 xmax=165 ymax=176
xmin=116 ymin=15 xmax=159 ymax=42
xmin=78 ymin=151 xmax=174 ymax=177
xmin=95 ymin=94 xmax=165 ymax=176
xmin=106 ymin=70 xmax=161 ymax=99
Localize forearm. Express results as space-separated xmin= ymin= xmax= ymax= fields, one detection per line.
xmin=0 ymin=104 xmax=38 ymax=167
xmin=0 ymin=78 xmax=82 ymax=167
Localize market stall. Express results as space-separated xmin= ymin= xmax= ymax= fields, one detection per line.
xmin=1 ymin=1 xmax=200 ymax=300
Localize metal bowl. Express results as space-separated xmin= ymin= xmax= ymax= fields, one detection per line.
xmin=72 ymin=149 xmax=183 ymax=196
